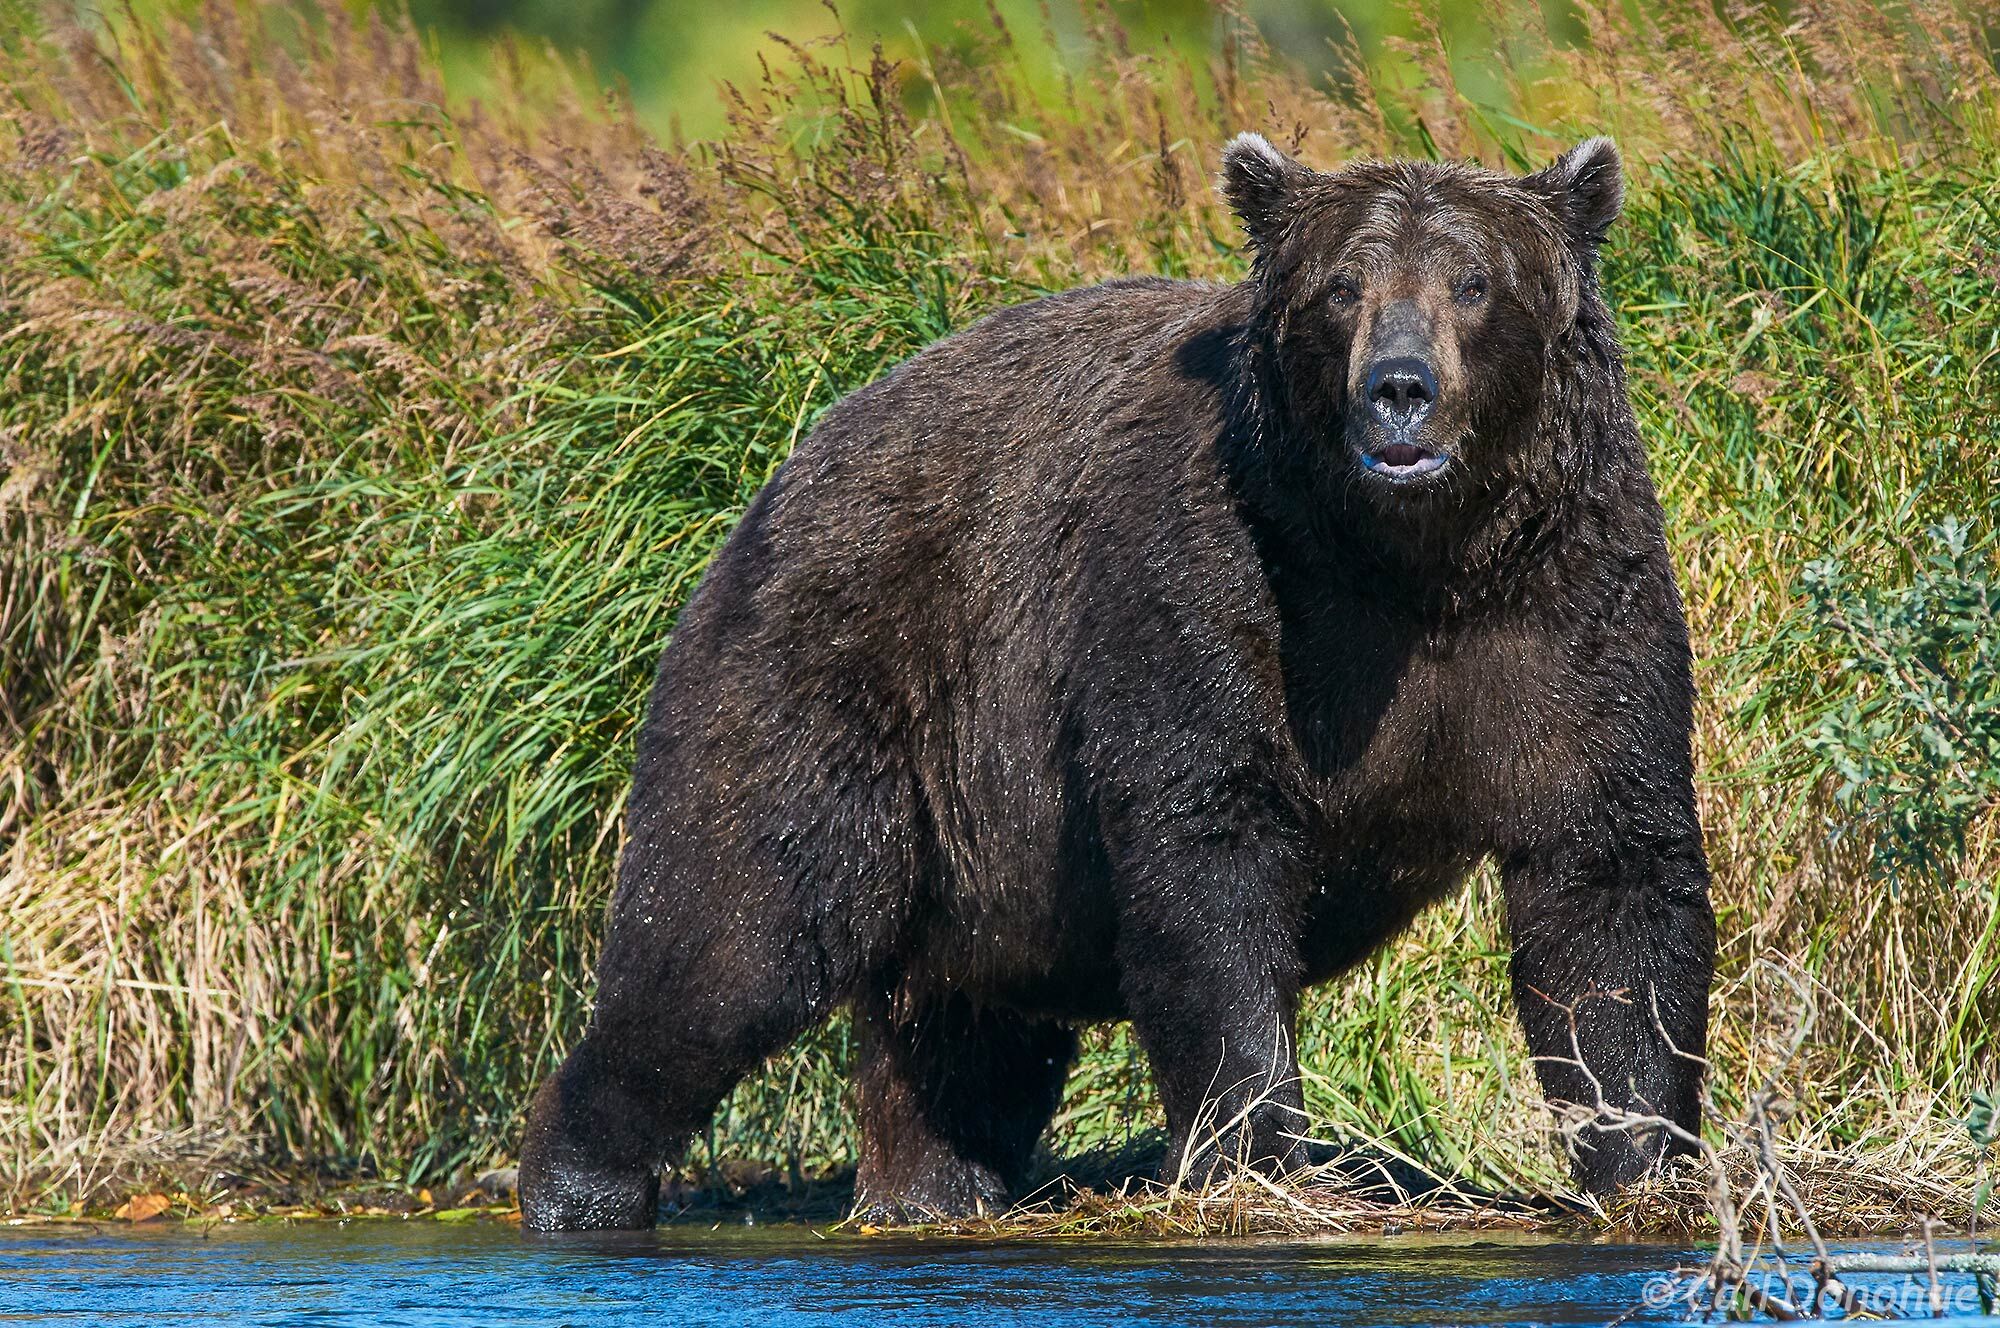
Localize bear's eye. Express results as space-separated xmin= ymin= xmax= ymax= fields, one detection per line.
xmin=1328 ymin=276 xmax=1360 ymax=307
xmin=1455 ymin=272 xmax=1489 ymax=304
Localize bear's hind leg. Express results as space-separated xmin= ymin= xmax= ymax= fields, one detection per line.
xmin=519 ymin=1031 xmax=674 ymax=1230
xmin=851 ymin=990 xmax=1076 ymax=1221
xmin=520 ymin=921 xmax=853 ymax=1231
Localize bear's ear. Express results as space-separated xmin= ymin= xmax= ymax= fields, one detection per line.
xmin=1525 ymin=137 xmax=1623 ymax=252
xmin=1219 ymin=132 xmax=1312 ymax=253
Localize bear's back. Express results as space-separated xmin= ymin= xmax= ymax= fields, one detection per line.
xmin=793 ymin=273 xmax=1244 ymax=517
xmin=675 ymin=275 xmax=1258 ymax=683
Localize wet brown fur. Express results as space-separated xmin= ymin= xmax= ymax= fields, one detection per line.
xmin=518 ymin=137 xmax=1716 ymax=1230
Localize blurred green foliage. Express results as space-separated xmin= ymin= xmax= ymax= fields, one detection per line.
xmin=89 ymin=0 xmax=1544 ymax=136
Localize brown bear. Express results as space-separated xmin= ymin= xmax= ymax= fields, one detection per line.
xmin=518 ymin=134 xmax=1717 ymax=1231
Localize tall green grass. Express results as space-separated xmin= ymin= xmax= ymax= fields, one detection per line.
xmin=1 ymin=0 xmax=1997 ymax=1214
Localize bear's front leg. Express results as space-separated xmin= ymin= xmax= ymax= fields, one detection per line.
xmin=1112 ymin=823 xmax=1312 ymax=1188
xmin=1501 ymin=810 xmax=1716 ymax=1193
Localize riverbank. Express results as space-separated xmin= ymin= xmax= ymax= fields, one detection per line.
xmin=14 ymin=1130 xmax=1975 ymax=1244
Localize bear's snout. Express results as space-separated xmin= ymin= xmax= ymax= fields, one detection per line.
xmin=1365 ymin=356 xmax=1436 ymax=430
xmin=1351 ymin=297 xmax=1455 ymax=482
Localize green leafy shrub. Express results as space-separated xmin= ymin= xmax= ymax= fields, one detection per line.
xmin=1804 ymin=520 xmax=2000 ymax=888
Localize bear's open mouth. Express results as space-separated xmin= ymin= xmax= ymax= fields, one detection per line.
xmin=1360 ymin=441 xmax=1450 ymax=480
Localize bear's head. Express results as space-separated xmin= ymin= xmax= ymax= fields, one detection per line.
xmin=1220 ymin=133 xmax=1622 ymax=522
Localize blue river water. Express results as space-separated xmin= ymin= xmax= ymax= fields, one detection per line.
xmin=0 ymin=1221 xmax=1993 ymax=1326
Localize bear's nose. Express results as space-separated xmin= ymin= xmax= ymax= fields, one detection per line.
xmin=1366 ymin=357 xmax=1437 ymax=428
